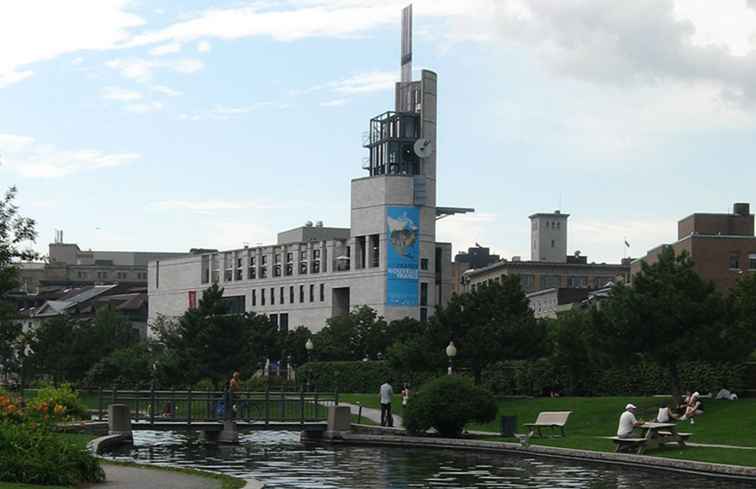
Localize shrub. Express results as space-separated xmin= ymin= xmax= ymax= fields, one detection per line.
xmin=0 ymin=422 xmax=104 ymax=486
xmin=29 ymin=383 xmax=88 ymax=420
xmin=403 ymin=376 xmax=497 ymax=437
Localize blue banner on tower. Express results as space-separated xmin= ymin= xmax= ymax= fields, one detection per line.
xmin=386 ymin=206 xmax=420 ymax=307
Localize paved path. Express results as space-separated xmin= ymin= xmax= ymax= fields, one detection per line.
xmin=341 ymin=402 xmax=403 ymax=428
xmin=87 ymin=464 xmax=222 ymax=489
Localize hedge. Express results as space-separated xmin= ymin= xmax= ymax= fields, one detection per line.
xmin=482 ymin=360 xmax=749 ymax=397
xmin=296 ymin=361 xmax=435 ymax=393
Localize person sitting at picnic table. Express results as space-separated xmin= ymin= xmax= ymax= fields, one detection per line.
xmin=655 ymin=401 xmax=677 ymax=423
xmin=679 ymin=391 xmax=704 ymax=424
xmin=617 ymin=403 xmax=643 ymax=439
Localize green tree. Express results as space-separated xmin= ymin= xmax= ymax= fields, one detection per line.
xmin=599 ymin=246 xmax=740 ymax=401
xmin=0 ymin=186 xmax=37 ymax=383
xmin=153 ymin=284 xmax=276 ymax=386
xmin=313 ymin=305 xmax=389 ymax=361
xmin=433 ymin=276 xmax=548 ymax=384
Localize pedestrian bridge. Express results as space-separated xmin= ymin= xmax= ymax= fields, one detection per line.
xmin=96 ymin=387 xmax=338 ymax=442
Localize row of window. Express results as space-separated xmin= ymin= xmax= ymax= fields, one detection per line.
xmin=728 ymin=253 xmax=756 ymax=271
xmin=203 ymin=250 xmax=328 ymax=285
xmin=76 ymin=271 xmax=148 ymax=280
xmin=473 ymin=274 xmax=614 ymax=291
xmin=252 ymin=283 xmax=326 ymax=307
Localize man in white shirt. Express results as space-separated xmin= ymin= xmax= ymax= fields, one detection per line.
xmin=617 ymin=403 xmax=642 ymax=439
xmin=379 ymin=381 xmax=394 ymax=427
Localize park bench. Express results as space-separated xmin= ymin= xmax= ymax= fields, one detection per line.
xmin=611 ymin=423 xmax=691 ymax=454
xmin=524 ymin=411 xmax=571 ymax=437
xmin=611 ymin=436 xmax=646 ymax=453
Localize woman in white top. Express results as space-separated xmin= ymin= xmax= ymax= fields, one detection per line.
xmin=655 ymin=401 xmax=677 ymax=423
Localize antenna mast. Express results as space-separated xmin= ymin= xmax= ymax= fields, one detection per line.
xmin=400 ymin=4 xmax=412 ymax=83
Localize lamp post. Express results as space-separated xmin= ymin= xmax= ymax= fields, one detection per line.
xmin=305 ymin=338 xmax=314 ymax=391
xmin=446 ymin=341 xmax=457 ymax=375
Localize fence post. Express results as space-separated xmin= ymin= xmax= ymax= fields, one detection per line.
xmin=280 ymin=383 xmax=285 ymax=422
xmin=300 ymin=384 xmax=305 ymax=425
xmin=171 ymin=386 xmax=176 ymax=417
xmin=98 ymin=386 xmax=104 ymax=421
xmin=358 ymin=402 xmax=363 ymax=424
xmin=150 ymin=382 xmax=156 ymax=425
xmin=314 ymin=388 xmax=319 ymax=419
xmin=187 ymin=386 xmax=193 ymax=427
xmin=206 ymin=387 xmax=211 ymax=420
xmin=264 ymin=383 xmax=270 ymax=425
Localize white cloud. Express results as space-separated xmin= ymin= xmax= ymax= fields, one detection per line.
xmin=71 ymin=57 xmax=85 ymax=66
xmin=294 ymin=70 xmax=397 ymax=97
xmin=152 ymin=85 xmax=182 ymax=97
xmin=211 ymin=102 xmax=273 ymax=115
xmin=151 ymin=199 xmax=292 ymax=213
xmin=0 ymin=1 xmax=143 ymax=88
xmin=0 ymin=133 xmax=139 ymax=178
xmin=125 ymin=101 xmax=163 ymax=113
xmin=149 ymin=42 xmax=182 ymax=56
xmin=197 ymin=41 xmax=212 ymax=53
xmin=101 ymin=86 xmax=143 ymax=101
xmin=320 ymin=98 xmax=348 ymax=107
xmin=105 ymin=57 xmax=204 ymax=82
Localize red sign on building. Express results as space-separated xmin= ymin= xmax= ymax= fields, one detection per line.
xmin=188 ymin=290 xmax=197 ymax=310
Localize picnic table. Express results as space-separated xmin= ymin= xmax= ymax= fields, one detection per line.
xmin=612 ymin=422 xmax=691 ymax=454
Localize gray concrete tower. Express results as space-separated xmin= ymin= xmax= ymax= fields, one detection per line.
xmin=530 ymin=211 xmax=569 ymax=263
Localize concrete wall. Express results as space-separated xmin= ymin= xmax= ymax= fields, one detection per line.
xmin=530 ymin=213 xmax=568 ymax=263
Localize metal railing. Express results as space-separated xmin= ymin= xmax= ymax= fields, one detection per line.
xmin=91 ymin=385 xmax=339 ymax=426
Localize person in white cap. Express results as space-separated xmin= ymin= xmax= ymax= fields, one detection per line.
xmin=617 ymin=403 xmax=643 ymax=439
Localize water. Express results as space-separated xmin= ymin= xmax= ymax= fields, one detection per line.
xmin=105 ymin=431 xmax=755 ymax=488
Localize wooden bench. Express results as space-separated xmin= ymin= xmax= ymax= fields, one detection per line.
xmin=524 ymin=411 xmax=571 ymax=437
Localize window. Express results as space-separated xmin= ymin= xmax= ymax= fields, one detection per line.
xmin=280 ymin=287 xmax=284 ymax=304
xmin=567 ymin=276 xmax=588 ymax=288
xmin=261 ymin=288 xmax=266 ymax=306
xmin=235 ymin=269 xmax=242 ymax=280
xmin=519 ymin=274 xmax=535 ymax=291
xmin=750 ymin=253 xmax=756 ymax=270
xmin=311 ymin=261 xmax=320 ymax=273
xmin=285 ymin=263 xmax=293 ymax=276
xmin=420 ymin=282 xmax=428 ymax=306
xmin=252 ymin=290 xmax=257 ymax=306
xmin=313 ymin=249 xmax=321 ymax=259
xmin=420 ymin=258 xmax=429 ymax=270
xmin=299 ymin=285 xmax=305 ymax=303
xmin=279 ymin=313 xmax=289 ymax=333
xmin=286 ymin=252 xmax=293 ymax=262
xmin=729 ymin=254 xmax=740 ymax=270
xmin=201 ymin=255 xmax=210 ymax=284
xmin=369 ymin=234 xmax=379 ymax=267
xmin=320 ymin=283 xmax=325 ymax=302
xmin=270 ymin=287 xmax=275 ymax=305
xmin=220 ymin=296 xmax=245 ymax=314
xmin=273 ymin=264 xmax=281 ymax=277
xmin=260 ymin=267 xmax=267 ymax=278
xmin=236 ymin=257 xmax=243 ymax=268
xmin=420 ymin=307 xmax=428 ymax=322
xmin=248 ymin=267 xmax=256 ymax=279
xmin=309 ymin=284 xmax=315 ymax=302
xmin=435 ymin=247 xmax=443 ymax=274
xmin=299 ymin=262 xmax=308 ymax=274
xmin=261 ymin=255 xmax=268 ymax=265
xmin=551 ymin=240 xmax=555 ymax=248
xmin=541 ymin=275 xmax=561 ymax=289
xmin=289 ymin=286 xmax=294 ymax=303
xmin=77 ymin=271 xmax=86 ymax=279
xmin=224 ymin=269 xmax=233 ymax=281
xmin=270 ymin=314 xmax=278 ymax=327
xmin=300 ymin=250 xmax=307 ymax=260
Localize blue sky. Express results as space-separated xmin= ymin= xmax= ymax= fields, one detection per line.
xmin=2 ymin=0 xmax=756 ymax=264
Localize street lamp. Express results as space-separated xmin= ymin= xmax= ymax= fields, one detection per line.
xmin=446 ymin=341 xmax=457 ymax=375
xmin=305 ymin=337 xmax=314 ymax=391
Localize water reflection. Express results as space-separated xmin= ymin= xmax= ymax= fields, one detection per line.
xmin=104 ymin=431 xmax=754 ymax=489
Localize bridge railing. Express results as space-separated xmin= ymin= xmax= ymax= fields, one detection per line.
xmin=93 ymin=385 xmax=339 ymax=426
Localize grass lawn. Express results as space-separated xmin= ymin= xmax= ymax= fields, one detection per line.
xmin=340 ymin=394 xmax=756 ymax=467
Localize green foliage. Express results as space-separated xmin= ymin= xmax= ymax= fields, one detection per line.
xmin=403 ymin=376 xmax=497 ymax=437
xmin=83 ymin=343 xmax=156 ymax=388
xmin=433 ymin=276 xmax=548 ymax=384
xmin=0 ymin=186 xmax=38 ymax=300
xmin=29 ymin=383 xmax=88 ymax=419
xmin=0 ymin=422 xmax=104 ymax=486
xmin=312 ymin=306 xmax=390 ymax=361
xmin=297 ymin=361 xmax=420 ymax=393
xmin=482 ymin=360 xmax=747 ymax=397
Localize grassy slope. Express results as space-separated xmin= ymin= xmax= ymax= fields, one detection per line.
xmin=340 ymin=394 xmax=756 ymax=467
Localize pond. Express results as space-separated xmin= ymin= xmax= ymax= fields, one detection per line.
xmin=104 ymin=431 xmax=755 ymax=488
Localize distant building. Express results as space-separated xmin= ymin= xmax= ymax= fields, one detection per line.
xmin=527 ymin=287 xmax=592 ymax=319
xmin=463 ymin=210 xmax=630 ymax=293
xmin=16 ymin=238 xmax=189 ymax=293
xmin=632 ymin=202 xmax=755 ymax=292
xmin=451 ymin=246 xmax=500 ymax=295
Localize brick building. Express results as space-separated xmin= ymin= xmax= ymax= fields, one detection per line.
xmin=632 ymin=202 xmax=755 ymax=292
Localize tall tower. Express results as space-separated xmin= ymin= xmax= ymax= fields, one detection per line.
xmin=530 ymin=211 xmax=569 ymax=263
xmin=351 ymin=4 xmax=438 ymax=319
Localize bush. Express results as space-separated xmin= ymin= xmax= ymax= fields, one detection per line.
xmin=403 ymin=376 xmax=497 ymax=437
xmin=0 ymin=422 xmax=104 ymax=486
xmin=29 ymin=383 xmax=88 ymax=419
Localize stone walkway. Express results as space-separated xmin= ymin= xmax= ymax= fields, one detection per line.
xmin=87 ymin=464 xmax=222 ymax=489
xmin=341 ymin=402 xmax=403 ymax=428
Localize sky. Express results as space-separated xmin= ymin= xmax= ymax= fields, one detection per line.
xmin=2 ymin=0 xmax=756 ymax=264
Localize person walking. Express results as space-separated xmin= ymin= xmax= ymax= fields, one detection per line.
xmin=229 ymin=370 xmax=241 ymax=417
xmin=379 ymin=380 xmax=394 ymax=427
xmin=401 ymin=383 xmax=411 ymax=416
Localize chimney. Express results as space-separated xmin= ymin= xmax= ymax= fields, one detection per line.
xmin=733 ymin=202 xmax=750 ymax=216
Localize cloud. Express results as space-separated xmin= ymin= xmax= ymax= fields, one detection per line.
xmin=152 ymin=85 xmax=182 ymax=97
xmin=491 ymin=0 xmax=756 ymax=106
xmin=0 ymin=133 xmax=139 ymax=178
xmin=294 ymin=70 xmax=397 ymax=97
xmin=0 ymin=1 xmax=143 ymax=88
xmin=101 ymin=86 xmax=143 ymax=101
xmin=320 ymin=98 xmax=348 ymax=107
xmin=197 ymin=41 xmax=212 ymax=53
xmin=105 ymin=57 xmax=204 ymax=82
xmin=150 ymin=199 xmax=300 ymax=214
xmin=125 ymin=101 xmax=163 ymax=113
xmin=149 ymin=42 xmax=182 ymax=56
xmin=211 ymin=102 xmax=273 ymax=115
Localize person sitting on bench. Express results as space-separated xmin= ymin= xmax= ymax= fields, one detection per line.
xmin=679 ymin=392 xmax=704 ymax=424
xmin=617 ymin=403 xmax=643 ymax=439
xmin=655 ymin=401 xmax=677 ymax=423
